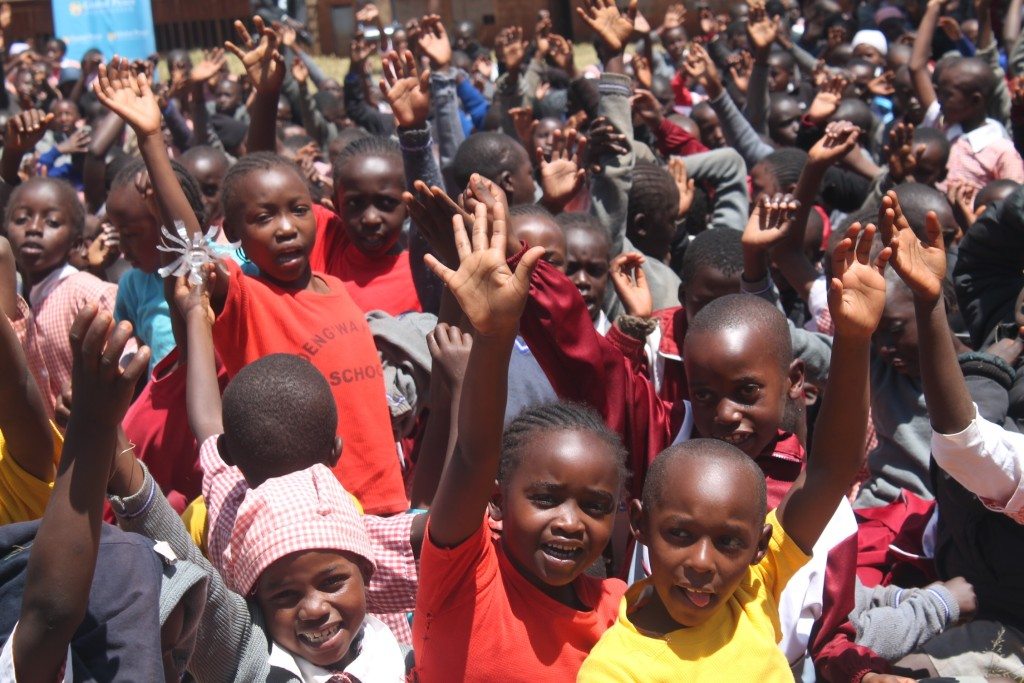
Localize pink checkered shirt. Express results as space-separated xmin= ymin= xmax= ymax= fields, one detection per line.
xmin=945 ymin=121 xmax=1024 ymax=189
xmin=9 ymin=271 xmax=117 ymax=414
xmin=199 ymin=436 xmax=418 ymax=638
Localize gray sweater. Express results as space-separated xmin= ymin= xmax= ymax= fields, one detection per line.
xmin=851 ymin=578 xmax=958 ymax=661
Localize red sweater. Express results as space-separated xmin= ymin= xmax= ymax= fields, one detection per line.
xmin=309 ymin=204 xmax=423 ymax=315
xmin=514 ymin=255 xmax=891 ymax=682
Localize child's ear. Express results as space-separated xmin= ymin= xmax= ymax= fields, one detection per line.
xmin=488 ymin=480 xmax=503 ymax=521
xmin=628 ymin=499 xmax=649 ymax=545
xmin=327 ymin=436 xmax=343 ymax=468
xmin=630 ymin=212 xmax=649 ymax=239
xmin=786 ymin=358 xmax=805 ymax=401
xmin=751 ymin=523 xmax=772 ymax=565
xmin=497 ymin=170 xmax=516 ymax=200
xmin=802 ymin=381 xmax=820 ymax=407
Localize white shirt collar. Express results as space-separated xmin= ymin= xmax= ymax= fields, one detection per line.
xmin=946 ymin=118 xmax=1009 ymax=152
xmin=27 ymin=263 xmax=78 ymax=309
xmin=266 ymin=615 xmax=405 ymax=683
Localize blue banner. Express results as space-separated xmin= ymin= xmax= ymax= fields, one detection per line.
xmin=52 ymin=0 xmax=156 ymax=61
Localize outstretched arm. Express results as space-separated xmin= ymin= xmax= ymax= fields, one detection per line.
xmin=93 ymin=58 xmax=203 ymax=242
xmin=909 ymin=0 xmax=941 ymax=113
xmin=13 ymin=307 xmax=149 ymax=681
xmin=225 ymin=16 xmax=286 ymax=153
xmin=779 ymin=223 xmax=888 ymax=554
xmin=421 ymin=194 xmax=545 ymax=548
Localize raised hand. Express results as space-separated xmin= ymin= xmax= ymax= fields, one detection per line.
xmin=508 ymin=106 xmax=537 ymax=147
xmin=630 ymin=88 xmax=663 ymax=130
xmin=828 ymin=222 xmax=891 ymax=340
xmin=173 ymin=268 xmax=218 ymax=326
xmin=93 ymin=56 xmax=162 ymax=139
xmin=808 ymin=120 xmax=860 ymax=167
xmin=727 ymin=50 xmax=754 ymax=94
xmin=938 ymin=15 xmax=963 ymax=41
xmin=68 ymin=305 xmax=150 ymax=427
xmin=610 ymin=252 xmax=652 ymax=318
xmin=539 ymin=128 xmax=587 ymax=210
xmin=548 ymin=34 xmax=575 ymax=75
xmin=744 ymin=193 xmax=801 ymax=249
xmin=660 ymin=2 xmax=686 ymax=32
xmin=350 ymin=32 xmax=378 ymax=70
xmin=224 ymin=15 xmax=285 ymax=96
xmin=85 ymin=223 xmax=120 ymax=271
xmin=683 ymin=42 xmax=721 ymax=95
xmin=291 ymin=55 xmax=310 ymax=84
xmin=867 ymin=70 xmax=895 ymax=97
xmin=56 ymin=128 xmax=92 ymax=155
xmin=632 ymin=53 xmax=653 ymax=90
xmin=403 ymin=180 xmax=472 ymax=267
xmin=884 ymin=122 xmax=922 ymax=183
xmin=423 ymin=198 xmax=545 ymax=338
xmin=191 ymin=47 xmax=226 ymax=84
xmin=418 ymin=14 xmax=452 ymax=69
xmin=878 ymin=190 xmax=946 ymax=304
xmin=380 ymin=49 xmax=431 ymax=129
xmin=746 ymin=1 xmax=778 ymax=54
xmin=668 ymin=157 xmax=695 ymax=218
xmin=806 ymin=73 xmax=847 ymax=124
xmin=535 ymin=14 xmax=553 ymax=56
xmin=495 ymin=26 xmax=526 ymax=73
xmin=947 ymin=180 xmax=980 ymax=234
xmin=5 ymin=110 xmax=54 ymax=155
xmin=576 ymin=0 xmax=638 ymax=54
xmin=583 ymin=115 xmax=629 ymax=173
xmin=428 ymin=323 xmax=473 ymax=388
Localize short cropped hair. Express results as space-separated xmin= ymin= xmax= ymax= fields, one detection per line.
xmin=221 ymin=354 xmax=338 ymax=481
xmin=642 ymin=439 xmax=768 ymax=520
xmin=6 ymin=177 xmax=85 ymax=237
xmin=680 ymin=227 xmax=743 ymax=286
xmin=688 ymin=293 xmax=793 ymax=372
xmin=451 ymin=132 xmax=528 ymax=191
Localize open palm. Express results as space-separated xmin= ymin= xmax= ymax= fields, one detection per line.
xmin=93 ymin=57 xmax=162 ymax=138
xmin=878 ymin=191 xmax=946 ymax=304
xmin=224 ymin=16 xmax=284 ymax=95
xmin=743 ymin=194 xmax=800 ymax=249
xmin=577 ymin=0 xmax=637 ymax=52
xmin=424 ymin=202 xmax=544 ymax=337
xmin=539 ymin=129 xmax=586 ymax=207
xmin=380 ymin=50 xmax=430 ymax=128
xmin=829 ymin=223 xmax=890 ymax=340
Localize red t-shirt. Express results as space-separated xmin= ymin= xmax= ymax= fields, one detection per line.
xmin=309 ymin=204 xmax=422 ymax=315
xmin=120 ymin=348 xmax=229 ymax=512
xmin=212 ymin=258 xmax=408 ymax=515
xmin=413 ymin=519 xmax=626 ymax=682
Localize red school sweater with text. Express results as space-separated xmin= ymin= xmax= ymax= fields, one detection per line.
xmin=212 ymin=258 xmax=407 ymax=514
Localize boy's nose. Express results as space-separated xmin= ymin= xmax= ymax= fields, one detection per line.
xmin=685 ymin=538 xmax=715 ymax=574
xmin=714 ymin=400 xmax=742 ymax=425
xmin=552 ymin=505 xmax=585 ymax=535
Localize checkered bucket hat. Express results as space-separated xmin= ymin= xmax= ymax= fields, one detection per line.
xmin=220 ymin=464 xmax=377 ymax=596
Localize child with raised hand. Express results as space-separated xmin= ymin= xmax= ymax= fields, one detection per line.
xmin=881 ymin=192 xmax=1024 ymax=677
xmin=580 ymin=223 xmax=892 ymax=681
xmin=0 ymin=236 xmax=60 ymax=523
xmin=1 ymin=107 xmax=118 ymax=411
xmin=413 ymin=198 xmax=631 ymax=681
xmin=95 ymin=56 xmax=407 ymax=515
xmin=2 ymin=306 xmax=175 ymax=682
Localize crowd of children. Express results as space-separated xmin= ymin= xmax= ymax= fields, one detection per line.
xmin=1 ymin=0 xmax=1024 ymax=679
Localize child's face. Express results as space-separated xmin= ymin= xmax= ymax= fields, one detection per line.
xmin=68 ymin=214 xmax=103 ymax=270
xmin=873 ymin=282 xmax=920 ymax=377
xmin=682 ymin=265 xmax=740 ymax=324
xmin=893 ymin=69 xmax=924 ymax=124
xmin=51 ymin=100 xmax=79 ymax=136
xmin=496 ymin=429 xmax=621 ymax=591
xmin=508 ymin=151 xmax=538 ymax=205
xmin=749 ymin=161 xmax=782 ymax=205
xmin=853 ymin=44 xmax=885 ymax=68
xmin=691 ymin=106 xmax=726 ymax=150
xmin=768 ymin=99 xmax=802 ymax=147
xmin=663 ymin=27 xmax=687 ymax=64
xmin=235 ymin=166 xmax=318 ymax=286
xmin=255 ymin=550 xmax=367 ymax=669
xmin=6 ymin=184 xmax=81 ymax=279
xmin=182 ymin=154 xmax=229 ymax=224
xmin=565 ymin=227 xmax=610 ymax=322
xmin=684 ymin=324 xmax=801 ymax=459
xmin=106 ymin=183 xmax=162 ymax=273
xmin=935 ymin=68 xmax=978 ymax=125
xmin=215 ymin=80 xmax=243 ymax=114
xmin=511 ymin=215 xmax=566 ymax=271
xmin=632 ymin=458 xmax=770 ymax=630
xmin=335 ymin=153 xmax=406 ymax=257
xmin=914 ymin=143 xmax=948 ymax=187
xmin=531 ymin=119 xmax=561 ymax=161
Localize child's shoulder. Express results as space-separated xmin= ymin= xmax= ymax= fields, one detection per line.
xmin=66 ymin=270 xmax=117 ymax=302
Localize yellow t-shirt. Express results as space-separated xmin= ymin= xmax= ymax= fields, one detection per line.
xmin=0 ymin=422 xmax=62 ymax=525
xmin=578 ymin=510 xmax=809 ymax=682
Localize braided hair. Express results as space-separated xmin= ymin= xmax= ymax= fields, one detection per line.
xmin=111 ymin=156 xmax=206 ymax=228
xmin=331 ymin=134 xmax=401 ymax=187
xmin=762 ymin=148 xmax=808 ymax=191
xmin=499 ymin=401 xmax=629 ymax=488
xmin=220 ymin=152 xmax=304 ymax=237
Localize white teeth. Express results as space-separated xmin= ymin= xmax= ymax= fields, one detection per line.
xmin=299 ymin=624 xmax=340 ymax=644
